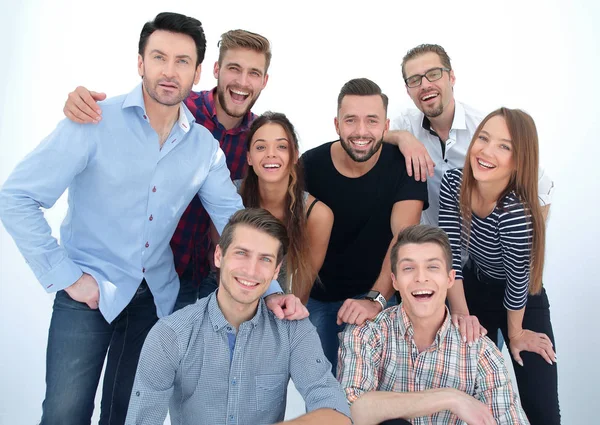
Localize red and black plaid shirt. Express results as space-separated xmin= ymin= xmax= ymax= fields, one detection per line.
xmin=170 ymin=88 xmax=255 ymax=285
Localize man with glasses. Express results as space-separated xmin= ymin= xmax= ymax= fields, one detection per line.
xmin=385 ymin=44 xmax=554 ymax=345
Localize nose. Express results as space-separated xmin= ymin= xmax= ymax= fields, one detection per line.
xmin=266 ymin=144 xmax=277 ymax=157
xmin=162 ymin=60 xmax=176 ymax=78
xmin=357 ymin=119 xmax=368 ymax=135
xmin=415 ymin=266 xmax=428 ymax=283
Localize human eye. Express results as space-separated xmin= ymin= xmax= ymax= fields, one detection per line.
xmin=255 ymin=144 xmax=265 ymax=151
xmin=278 ymin=144 xmax=288 ymax=150
xmin=500 ymin=144 xmax=512 ymax=151
xmin=261 ymin=256 xmax=272 ymax=263
xmin=345 ymin=118 xmax=355 ymax=124
xmin=406 ymin=75 xmax=421 ymax=87
xmin=402 ymin=266 xmax=414 ymax=272
xmin=426 ymin=69 xmax=442 ymax=79
xmin=154 ymin=54 xmax=164 ymax=61
xmin=368 ymin=118 xmax=379 ymax=125
xmin=477 ymin=134 xmax=489 ymax=142
xmin=235 ymin=250 xmax=246 ymax=256
xmin=428 ymin=264 xmax=440 ymax=270
xmin=177 ymin=58 xmax=189 ymax=65
xmin=250 ymin=70 xmax=261 ymax=77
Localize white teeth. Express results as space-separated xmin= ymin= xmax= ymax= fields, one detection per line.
xmin=352 ymin=140 xmax=370 ymax=146
xmin=231 ymin=89 xmax=249 ymax=96
xmin=238 ymin=278 xmax=257 ymax=287
xmin=411 ymin=290 xmax=433 ymax=296
xmin=263 ymin=164 xmax=281 ymax=168
xmin=477 ymin=159 xmax=495 ymax=169
xmin=421 ymin=93 xmax=437 ymax=101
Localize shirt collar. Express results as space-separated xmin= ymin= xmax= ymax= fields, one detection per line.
xmin=397 ymin=303 xmax=453 ymax=349
xmin=202 ymin=87 xmax=255 ymax=134
xmin=207 ymin=289 xmax=265 ymax=332
xmin=122 ymin=83 xmax=196 ymax=133
xmin=420 ymin=100 xmax=467 ymax=133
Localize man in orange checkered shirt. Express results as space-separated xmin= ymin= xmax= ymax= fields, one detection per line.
xmin=337 ymin=225 xmax=529 ymax=425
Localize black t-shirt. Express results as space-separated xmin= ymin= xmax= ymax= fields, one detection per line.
xmin=302 ymin=141 xmax=428 ymax=302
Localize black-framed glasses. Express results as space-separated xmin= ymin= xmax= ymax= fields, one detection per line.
xmin=404 ymin=67 xmax=450 ymax=88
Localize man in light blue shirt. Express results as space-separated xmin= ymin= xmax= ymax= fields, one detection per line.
xmin=125 ymin=208 xmax=351 ymax=425
xmin=0 ymin=12 xmax=265 ymax=425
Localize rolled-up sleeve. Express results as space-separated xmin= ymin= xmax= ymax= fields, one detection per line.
xmin=0 ymin=119 xmax=91 ymax=292
xmin=289 ymin=318 xmax=351 ymax=418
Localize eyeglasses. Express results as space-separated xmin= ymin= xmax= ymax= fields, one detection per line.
xmin=404 ymin=67 xmax=450 ymax=88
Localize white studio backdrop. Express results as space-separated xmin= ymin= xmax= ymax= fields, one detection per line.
xmin=0 ymin=0 xmax=598 ymax=423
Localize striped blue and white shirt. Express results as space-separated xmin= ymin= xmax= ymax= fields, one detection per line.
xmin=439 ymin=168 xmax=532 ymax=310
xmin=125 ymin=291 xmax=351 ymax=425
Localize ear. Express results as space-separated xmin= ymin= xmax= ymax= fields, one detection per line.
xmin=391 ymin=272 xmax=400 ymax=292
xmin=447 ymin=268 xmax=456 ymax=289
xmin=449 ymin=69 xmax=456 ymax=88
xmin=261 ymin=73 xmax=269 ymax=90
xmin=214 ymin=244 xmax=223 ymax=269
xmin=272 ymin=262 xmax=282 ymax=281
xmin=213 ymin=61 xmax=220 ymax=80
xmin=137 ymin=54 xmax=144 ymax=78
xmin=334 ymin=117 xmax=340 ymax=136
xmin=193 ymin=64 xmax=202 ymax=85
xmin=246 ymin=150 xmax=253 ymax=166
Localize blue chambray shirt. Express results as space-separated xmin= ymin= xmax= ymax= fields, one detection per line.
xmin=0 ymin=84 xmax=246 ymax=323
xmin=125 ymin=291 xmax=351 ymax=425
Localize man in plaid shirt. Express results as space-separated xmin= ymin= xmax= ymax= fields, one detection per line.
xmin=63 ymin=29 xmax=307 ymax=318
xmin=337 ymin=225 xmax=529 ymax=425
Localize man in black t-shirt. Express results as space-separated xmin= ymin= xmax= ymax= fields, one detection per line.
xmin=302 ymin=78 xmax=428 ymax=372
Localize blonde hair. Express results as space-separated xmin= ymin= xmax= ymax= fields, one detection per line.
xmin=218 ymin=29 xmax=272 ymax=72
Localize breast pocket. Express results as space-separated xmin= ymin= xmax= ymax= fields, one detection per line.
xmin=255 ymin=374 xmax=286 ymax=411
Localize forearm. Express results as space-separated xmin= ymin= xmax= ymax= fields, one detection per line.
xmin=350 ymin=389 xmax=457 ymax=425
xmin=507 ymin=307 xmax=526 ymax=338
xmin=383 ymin=130 xmax=412 ymax=146
xmin=276 ymin=408 xmax=351 ymax=425
xmin=446 ymin=279 xmax=470 ymax=315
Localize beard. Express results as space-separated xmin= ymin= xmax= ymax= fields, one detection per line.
xmin=423 ymin=102 xmax=444 ymax=118
xmin=216 ymin=83 xmax=259 ymax=119
xmin=142 ymin=75 xmax=193 ymax=107
xmin=339 ymin=134 xmax=384 ymax=163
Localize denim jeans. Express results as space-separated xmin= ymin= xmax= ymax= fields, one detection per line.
xmin=308 ymin=293 xmax=398 ymax=375
xmin=40 ymin=280 xmax=196 ymax=425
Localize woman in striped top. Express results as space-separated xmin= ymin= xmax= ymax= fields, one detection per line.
xmin=438 ymin=107 xmax=559 ymax=424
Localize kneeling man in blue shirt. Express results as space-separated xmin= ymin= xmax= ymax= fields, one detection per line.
xmin=125 ymin=208 xmax=351 ymax=425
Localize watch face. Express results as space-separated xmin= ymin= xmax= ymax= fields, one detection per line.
xmin=366 ymin=290 xmax=380 ymax=300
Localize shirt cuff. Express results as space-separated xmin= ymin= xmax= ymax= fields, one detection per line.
xmin=263 ymin=279 xmax=283 ymax=297
xmin=38 ymin=257 xmax=83 ymax=293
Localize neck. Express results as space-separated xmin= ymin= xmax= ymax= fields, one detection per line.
xmin=408 ymin=307 xmax=447 ymax=352
xmin=331 ymin=141 xmax=382 ymax=178
xmin=428 ymin=98 xmax=456 ymax=142
xmin=258 ymin=179 xmax=288 ymax=220
xmin=142 ymin=89 xmax=180 ymax=147
xmin=474 ymin=178 xmax=509 ymax=204
xmin=216 ymin=289 xmax=259 ymax=330
xmin=215 ymin=94 xmax=244 ymax=130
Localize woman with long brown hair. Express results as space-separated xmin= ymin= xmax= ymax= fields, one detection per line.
xmin=439 ymin=107 xmax=559 ymax=424
xmin=203 ymin=111 xmax=333 ymax=303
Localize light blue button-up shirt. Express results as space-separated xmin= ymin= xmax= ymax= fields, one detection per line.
xmin=0 ymin=84 xmax=247 ymax=323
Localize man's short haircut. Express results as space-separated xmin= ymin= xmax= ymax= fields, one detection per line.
xmin=138 ymin=12 xmax=207 ymax=67
xmin=218 ymin=29 xmax=272 ymax=73
xmin=390 ymin=225 xmax=453 ymax=274
xmin=401 ymin=44 xmax=452 ymax=79
xmin=337 ymin=78 xmax=389 ymax=114
xmin=219 ymin=208 xmax=289 ymax=265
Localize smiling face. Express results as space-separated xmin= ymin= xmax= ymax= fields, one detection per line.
xmin=469 ymin=115 xmax=515 ymax=186
xmin=404 ymin=52 xmax=455 ymax=118
xmin=335 ymin=94 xmax=389 ymax=163
xmin=247 ymin=122 xmax=295 ymax=184
xmin=138 ymin=30 xmax=201 ymax=107
xmin=215 ymin=224 xmax=282 ymax=308
xmin=392 ymin=242 xmax=455 ymax=323
xmin=214 ymin=48 xmax=269 ymax=119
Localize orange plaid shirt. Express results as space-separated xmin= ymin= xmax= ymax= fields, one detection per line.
xmin=337 ymin=304 xmax=529 ymax=424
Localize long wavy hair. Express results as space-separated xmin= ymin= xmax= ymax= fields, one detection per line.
xmin=240 ymin=112 xmax=312 ymax=297
xmin=460 ymin=107 xmax=545 ymax=294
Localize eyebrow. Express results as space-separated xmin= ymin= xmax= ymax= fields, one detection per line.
xmin=148 ymin=49 xmax=193 ymax=61
xmin=342 ymin=114 xmax=381 ymax=119
xmin=480 ymin=130 xmax=512 ymax=143
xmin=231 ymin=244 xmax=276 ymax=259
xmin=398 ymin=257 xmax=444 ymax=263
xmin=253 ymin=137 xmax=289 ymax=144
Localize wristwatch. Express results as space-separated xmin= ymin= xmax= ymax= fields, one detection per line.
xmin=365 ymin=290 xmax=387 ymax=312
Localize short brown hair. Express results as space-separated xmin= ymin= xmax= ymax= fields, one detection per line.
xmin=218 ymin=29 xmax=272 ymax=72
xmin=401 ymin=44 xmax=452 ymax=80
xmin=390 ymin=225 xmax=453 ymax=275
xmin=337 ymin=78 xmax=388 ymax=113
xmin=218 ymin=208 xmax=288 ymax=265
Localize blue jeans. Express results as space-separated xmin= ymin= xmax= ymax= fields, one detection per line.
xmin=308 ymin=293 xmax=398 ymax=375
xmin=41 ymin=280 xmax=195 ymax=425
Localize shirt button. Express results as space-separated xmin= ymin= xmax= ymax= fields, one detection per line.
xmin=445 ymin=159 xmax=449 ymax=163
xmin=232 ymin=378 xmax=237 ymax=385
xmin=136 ymin=391 xmax=140 ymax=396
xmin=226 ymin=326 xmax=232 ymax=331
xmin=142 ymin=267 xmax=146 ymax=273
xmin=145 ymin=242 xmax=149 ymax=248
xmin=149 ymin=214 xmax=153 ymax=221
xmin=143 ymin=115 xmax=147 ymax=120
xmin=152 ymin=186 xmax=157 ymax=192
xmin=229 ymin=415 xmax=234 ymax=421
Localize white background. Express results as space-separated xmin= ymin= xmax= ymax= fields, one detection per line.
xmin=1 ymin=0 xmax=598 ymax=423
